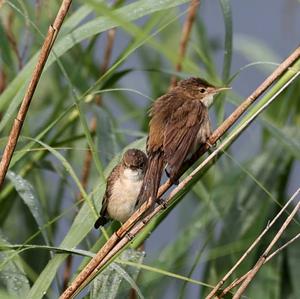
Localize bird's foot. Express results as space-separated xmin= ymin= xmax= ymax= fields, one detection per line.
xmin=165 ymin=169 xmax=179 ymax=185
xmin=172 ymin=178 xmax=179 ymax=186
xmin=206 ymin=140 xmax=218 ymax=154
xmin=206 ymin=140 xmax=216 ymax=149
xmin=125 ymin=232 xmax=133 ymax=241
xmin=156 ymin=198 xmax=168 ymax=209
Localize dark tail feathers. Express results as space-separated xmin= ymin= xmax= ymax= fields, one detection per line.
xmin=94 ymin=216 xmax=109 ymax=229
xmin=136 ymin=151 xmax=164 ymax=208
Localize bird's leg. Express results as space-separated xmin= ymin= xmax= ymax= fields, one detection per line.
xmin=206 ymin=141 xmax=213 ymax=154
xmin=156 ymin=197 xmax=168 ymax=209
xmin=205 ymin=137 xmax=220 ymax=164
xmin=165 ymin=166 xmax=179 ymax=185
xmin=125 ymin=232 xmax=133 ymax=241
xmin=141 ymin=196 xmax=156 ymax=224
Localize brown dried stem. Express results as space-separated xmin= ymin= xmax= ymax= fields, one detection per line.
xmin=265 ymin=232 xmax=300 ymax=261
xmin=100 ymin=28 xmax=117 ymax=75
xmin=220 ymin=232 xmax=300 ymax=298
xmin=170 ymin=0 xmax=200 ymax=87
xmin=218 ymin=189 xmax=300 ymax=298
xmin=206 ymin=183 xmax=300 ymax=298
xmin=60 ymin=45 xmax=300 ymax=299
xmin=232 ymin=192 xmax=300 ymax=299
xmin=0 ymin=0 xmax=73 ymax=189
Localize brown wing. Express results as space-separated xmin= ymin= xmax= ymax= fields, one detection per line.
xmin=94 ymin=163 xmax=121 ymax=228
xmin=163 ymin=100 xmax=207 ymax=178
xmin=147 ymin=92 xmax=185 ymax=154
xmin=100 ymin=163 xmax=121 ymax=216
xmin=136 ymin=151 xmax=164 ymax=208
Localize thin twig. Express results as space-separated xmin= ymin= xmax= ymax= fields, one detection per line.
xmin=266 ymin=232 xmax=300 ymax=262
xmin=60 ymin=46 xmax=300 ymax=299
xmin=206 ymin=186 xmax=300 ymax=299
xmin=170 ymin=0 xmax=200 ymax=87
xmin=0 ymin=0 xmax=73 ymax=189
xmin=219 ymin=232 xmax=300 ymax=298
xmin=101 ymin=28 xmax=117 ymax=75
xmin=77 ymin=118 xmax=97 ymax=197
xmin=219 ymin=273 xmax=249 ymax=298
xmin=232 ymin=192 xmax=300 ymax=299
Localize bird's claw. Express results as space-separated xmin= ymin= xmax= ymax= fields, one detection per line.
xmin=165 ymin=169 xmax=179 ymax=185
xmin=172 ymin=178 xmax=179 ymax=185
xmin=206 ymin=141 xmax=215 ymax=149
xmin=156 ymin=198 xmax=168 ymax=209
xmin=126 ymin=232 xmax=133 ymax=241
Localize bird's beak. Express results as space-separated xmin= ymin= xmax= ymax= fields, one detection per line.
xmin=215 ymin=86 xmax=231 ymax=93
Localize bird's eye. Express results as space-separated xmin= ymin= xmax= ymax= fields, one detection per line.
xmin=199 ymin=88 xmax=206 ymax=93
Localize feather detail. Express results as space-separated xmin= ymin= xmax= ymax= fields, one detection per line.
xmin=136 ymin=151 xmax=164 ymax=208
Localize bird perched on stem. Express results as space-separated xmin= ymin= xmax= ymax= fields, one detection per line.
xmin=136 ymin=77 xmax=230 ymax=209
xmin=94 ymin=148 xmax=147 ymax=228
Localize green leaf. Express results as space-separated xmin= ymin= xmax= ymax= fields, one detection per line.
xmin=140 ymin=205 xmax=213 ymax=297
xmin=94 ymin=105 xmax=119 ymax=167
xmin=0 ymin=290 xmax=18 ymax=299
xmin=288 ymin=243 xmax=300 ymax=299
xmin=91 ymin=249 xmax=145 ymax=299
xmin=0 ymin=234 xmax=30 ymax=298
xmin=0 ymin=244 xmax=94 ymax=257
xmin=0 ymin=0 xmax=191 ymax=131
xmin=26 ymin=138 xmax=98 ymax=217
xmin=6 ymin=171 xmax=49 ymax=245
xmin=0 ymin=21 xmax=14 ymax=69
xmin=262 ymin=123 xmax=300 ymax=161
xmin=60 ymin=5 xmax=93 ymax=36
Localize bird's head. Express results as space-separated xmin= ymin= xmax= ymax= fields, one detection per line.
xmin=177 ymin=77 xmax=230 ymax=107
xmin=122 ymin=149 xmax=147 ymax=172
